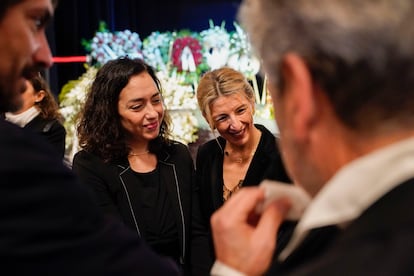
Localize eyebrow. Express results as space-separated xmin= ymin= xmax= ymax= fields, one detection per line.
xmin=126 ymin=92 xmax=160 ymax=104
xmin=29 ymin=6 xmax=53 ymax=28
xmin=41 ymin=10 xmax=52 ymax=27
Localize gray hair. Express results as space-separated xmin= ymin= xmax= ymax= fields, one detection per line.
xmin=238 ymin=0 xmax=414 ymax=132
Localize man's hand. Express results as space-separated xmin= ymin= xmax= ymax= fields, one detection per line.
xmin=211 ymin=187 xmax=291 ymax=276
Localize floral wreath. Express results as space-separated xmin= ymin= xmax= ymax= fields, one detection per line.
xmin=171 ymin=35 xmax=203 ymax=72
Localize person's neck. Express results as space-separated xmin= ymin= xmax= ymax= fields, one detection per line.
xmin=313 ymin=125 xmax=414 ymax=196
xmin=127 ymin=142 xmax=150 ymax=157
xmin=226 ymin=127 xmax=262 ymax=153
xmin=224 ymin=126 xmax=261 ymax=161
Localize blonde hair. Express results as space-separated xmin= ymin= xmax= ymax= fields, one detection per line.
xmin=196 ymin=67 xmax=255 ymax=130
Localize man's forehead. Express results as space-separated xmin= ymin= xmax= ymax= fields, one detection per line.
xmin=20 ymin=0 xmax=54 ymax=12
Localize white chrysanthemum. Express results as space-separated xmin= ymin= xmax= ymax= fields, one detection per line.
xmin=89 ymin=30 xmax=143 ymax=65
xmin=200 ymin=24 xmax=230 ymax=70
xmin=59 ymin=66 xmax=98 ymax=160
xmin=142 ymin=31 xmax=173 ymax=72
xmin=169 ymin=111 xmax=199 ymax=144
xmin=157 ymin=72 xmax=198 ymax=110
xmin=227 ymin=23 xmax=260 ymax=77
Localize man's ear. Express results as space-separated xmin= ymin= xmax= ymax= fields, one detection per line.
xmin=281 ymin=53 xmax=316 ymax=142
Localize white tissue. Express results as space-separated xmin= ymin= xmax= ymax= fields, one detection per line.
xmin=255 ymin=180 xmax=311 ymax=220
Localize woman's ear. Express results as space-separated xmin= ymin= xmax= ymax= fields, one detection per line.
xmin=34 ymin=90 xmax=46 ymax=103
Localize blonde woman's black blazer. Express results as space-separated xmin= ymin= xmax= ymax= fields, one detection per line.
xmin=196 ymin=124 xmax=291 ymax=221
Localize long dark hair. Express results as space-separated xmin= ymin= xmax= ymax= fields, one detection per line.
xmin=30 ymin=74 xmax=63 ymax=122
xmin=77 ymin=57 xmax=172 ymax=163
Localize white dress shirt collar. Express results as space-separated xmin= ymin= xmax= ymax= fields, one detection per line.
xmin=279 ymin=136 xmax=414 ymax=260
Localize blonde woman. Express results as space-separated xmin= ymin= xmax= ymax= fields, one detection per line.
xmin=195 ymin=67 xmax=292 ymax=264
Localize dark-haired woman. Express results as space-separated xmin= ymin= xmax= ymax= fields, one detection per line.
xmin=72 ymin=57 xmax=210 ymax=275
xmin=4 ymin=74 xmax=66 ymax=158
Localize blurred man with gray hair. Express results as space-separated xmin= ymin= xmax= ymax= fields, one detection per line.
xmin=211 ymin=1 xmax=414 ymax=275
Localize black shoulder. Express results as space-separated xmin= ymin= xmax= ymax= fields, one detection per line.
xmin=72 ymin=150 xmax=104 ymax=169
xmin=199 ymin=137 xmax=224 ymax=152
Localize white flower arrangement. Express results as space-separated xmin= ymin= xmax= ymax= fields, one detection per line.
xmin=227 ymin=22 xmax=260 ymax=78
xmin=169 ymin=110 xmax=199 ymax=145
xmin=157 ymin=71 xmax=198 ymax=110
xmin=142 ymin=31 xmax=173 ymax=73
xmin=59 ymin=66 xmax=98 ymax=160
xmin=200 ymin=21 xmax=231 ymax=70
xmin=157 ymin=71 xmax=199 ymax=144
xmin=89 ymin=29 xmax=143 ymax=65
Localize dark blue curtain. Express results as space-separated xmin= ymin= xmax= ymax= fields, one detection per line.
xmin=47 ymin=0 xmax=241 ymax=95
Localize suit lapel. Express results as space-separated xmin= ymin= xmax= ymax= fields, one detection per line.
xmin=158 ymin=160 xmax=185 ymax=259
xmin=210 ymin=153 xmax=224 ymax=209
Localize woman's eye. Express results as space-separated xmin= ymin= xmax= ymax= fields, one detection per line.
xmin=130 ymin=105 xmax=142 ymax=110
xmin=152 ymin=98 xmax=161 ymax=104
xmin=215 ymin=116 xmax=227 ymax=123
xmin=236 ymin=107 xmax=247 ymax=114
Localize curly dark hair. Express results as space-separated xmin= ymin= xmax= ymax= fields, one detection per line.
xmin=77 ymin=57 xmax=172 ymax=163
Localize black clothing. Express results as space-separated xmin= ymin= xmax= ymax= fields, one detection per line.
xmin=195 ymin=124 xmax=293 ymax=272
xmin=73 ymin=141 xmax=211 ymax=275
xmin=132 ymin=167 xmax=179 ymax=261
xmin=268 ymin=178 xmax=414 ymax=275
xmin=0 ymin=118 xmax=179 ymax=275
xmin=196 ymin=124 xmax=291 ymax=220
xmin=24 ymin=115 xmax=66 ymax=158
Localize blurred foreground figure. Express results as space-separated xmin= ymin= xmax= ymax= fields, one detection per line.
xmin=211 ymin=1 xmax=414 ymax=275
xmin=0 ymin=0 xmax=179 ymax=274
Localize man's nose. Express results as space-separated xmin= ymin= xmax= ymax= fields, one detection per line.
xmin=33 ymin=33 xmax=53 ymax=69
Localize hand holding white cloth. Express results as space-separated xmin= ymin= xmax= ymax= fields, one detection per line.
xmin=256 ymin=180 xmax=311 ymax=220
xmin=210 ymin=187 xmax=291 ymax=276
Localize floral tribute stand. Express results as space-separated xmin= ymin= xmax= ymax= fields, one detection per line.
xmin=59 ymin=21 xmax=276 ymax=163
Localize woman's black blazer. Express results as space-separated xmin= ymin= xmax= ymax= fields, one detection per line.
xmin=196 ymin=124 xmax=291 ymax=222
xmin=72 ymin=141 xmax=209 ymax=273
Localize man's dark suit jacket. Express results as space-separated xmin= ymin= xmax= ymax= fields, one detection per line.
xmin=268 ymin=178 xmax=414 ymax=275
xmin=0 ymin=119 xmax=179 ymax=275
